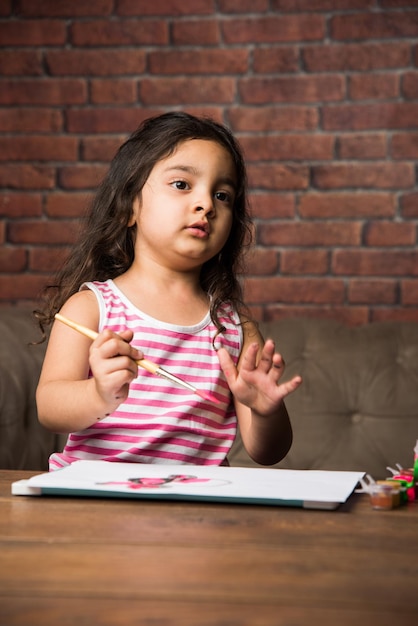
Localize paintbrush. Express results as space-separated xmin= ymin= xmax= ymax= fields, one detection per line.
xmin=54 ymin=313 xmax=219 ymax=405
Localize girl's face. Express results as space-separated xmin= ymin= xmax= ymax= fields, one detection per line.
xmin=130 ymin=139 xmax=237 ymax=272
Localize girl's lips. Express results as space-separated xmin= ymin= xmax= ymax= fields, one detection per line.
xmin=187 ymin=226 xmax=209 ymax=239
xmin=187 ymin=222 xmax=210 ymax=238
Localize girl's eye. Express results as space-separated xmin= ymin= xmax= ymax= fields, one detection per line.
xmin=215 ymin=191 xmax=233 ymax=204
xmin=172 ymin=180 xmax=189 ymax=190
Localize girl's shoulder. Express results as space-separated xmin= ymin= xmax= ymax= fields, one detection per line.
xmin=58 ymin=288 xmax=100 ymax=331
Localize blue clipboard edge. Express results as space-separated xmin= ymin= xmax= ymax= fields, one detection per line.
xmin=11 ymin=479 xmax=341 ymax=510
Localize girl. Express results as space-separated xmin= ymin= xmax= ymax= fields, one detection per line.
xmin=36 ymin=112 xmax=302 ymax=470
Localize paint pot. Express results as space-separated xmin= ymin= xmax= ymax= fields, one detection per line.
xmin=369 ymin=483 xmax=398 ymax=510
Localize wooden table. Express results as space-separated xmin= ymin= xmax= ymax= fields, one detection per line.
xmin=1 ymin=470 xmax=417 ymax=626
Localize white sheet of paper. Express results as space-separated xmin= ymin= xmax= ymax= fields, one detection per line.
xmin=12 ymin=461 xmax=364 ymax=510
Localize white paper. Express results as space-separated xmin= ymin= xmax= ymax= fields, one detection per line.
xmin=12 ymin=461 xmax=364 ymax=510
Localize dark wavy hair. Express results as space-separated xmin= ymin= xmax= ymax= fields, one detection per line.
xmin=35 ymin=111 xmax=253 ymax=339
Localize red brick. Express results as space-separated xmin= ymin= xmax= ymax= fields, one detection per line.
xmin=246 ymin=304 xmax=263 ymax=321
xmin=0 ymin=275 xmax=50 ymax=301
xmin=139 ymin=77 xmax=235 ymax=105
xmin=249 ymin=192 xmax=295 ymax=219
xmin=228 ymin=106 xmax=318 ymax=132
xmin=258 ymin=221 xmax=362 ymax=246
xmin=402 ymin=71 xmax=418 ymax=99
xmin=0 ymin=20 xmax=66 ymax=45
xmin=401 ymin=279 xmax=418 ymax=305
xmin=29 ymin=246 xmax=71 ymax=272
xmin=90 ymin=79 xmax=137 ymax=104
xmin=0 ymin=108 xmax=63 ymax=132
xmin=248 ymin=164 xmax=309 ymax=191
xmin=400 ymin=191 xmax=418 ymax=217
xmin=338 ymin=133 xmax=387 ymax=159
xmin=0 ymin=50 xmax=43 ymax=76
xmin=299 ymin=192 xmax=396 ymax=218
xmin=333 ymin=250 xmax=418 ymax=276
xmin=246 ymin=248 xmax=279 ymax=275
xmin=364 ymin=221 xmax=416 ymax=246
xmin=45 ymin=192 xmax=93 ymax=218
xmin=0 ymin=79 xmax=87 ymax=105
xmin=244 ymin=276 xmax=345 ymax=304
xmin=8 ymin=220 xmax=80 ymax=245
xmin=348 ymin=279 xmax=397 ymax=304
xmin=239 ymin=75 xmax=344 ymax=104
xmin=0 ymin=247 xmax=28 ymax=272
xmin=303 ymin=42 xmax=410 ymax=72
xmin=371 ymin=308 xmax=418 ymax=323
xmin=46 ymin=50 xmax=146 ymax=76
xmin=172 ymin=20 xmax=220 ymax=46
xmin=67 ymin=108 xmax=156 ymax=134
xmin=312 ymin=163 xmax=414 ymax=189
xmin=349 ymin=73 xmax=399 ymax=100
xmin=323 ymin=103 xmax=418 ymax=130
xmin=281 ymin=249 xmax=329 ymax=275
xmin=58 ymin=165 xmax=108 ymax=190
xmin=240 ymin=134 xmax=334 ymax=161
xmin=331 ymin=11 xmax=418 ymax=40
xmin=0 ymin=2 xmax=416 ymax=319
xmin=222 ymin=15 xmax=325 ymax=43
xmin=381 ymin=0 xmax=418 ymax=6
xmin=67 ymin=107 xmax=221 ymax=134
xmin=17 ymin=0 xmax=113 ymax=16
xmin=264 ymin=304 xmax=369 ymax=327
xmin=180 ymin=107 xmax=227 ymax=123
xmin=0 ymin=136 xmax=78 ymax=162
xmin=0 ymin=1 xmax=11 ymax=16
xmin=82 ymin=137 xmax=125 ymax=161
xmin=218 ymin=0 xmax=269 ymax=11
xmin=71 ymin=19 xmax=168 ymax=46
xmin=117 ymin=0 xmax=214 ymax=15
xmin=149 ymin=49 xmax=249 ymax=75
xmin=391 ymin=132 xmax=418 ymax=159
xmin=253 ymin=47 xmax=299 ymax=74
xmin=0 ymin=193 xmax=42 ymax=218
xmin=0 ymin=165 xmax=55 ymax=190
xmin=273 ymin=0 xmax=375 ymax=8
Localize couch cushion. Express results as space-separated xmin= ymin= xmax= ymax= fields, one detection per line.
xmin=229 ymin=318 xmax=418 ymax=479
xmin=0 ymin=308 xmax=58 ymax=470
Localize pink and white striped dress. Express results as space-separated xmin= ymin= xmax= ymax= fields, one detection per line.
xmin=49 ymin=279 xmax=243 ymax=470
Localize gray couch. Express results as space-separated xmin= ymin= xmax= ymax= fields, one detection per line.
xmin=1 ymin=307 xmax=417 ymax=478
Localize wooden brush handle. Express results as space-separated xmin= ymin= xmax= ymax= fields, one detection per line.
xmin=55 ymin=313 xmax=98 ymax=341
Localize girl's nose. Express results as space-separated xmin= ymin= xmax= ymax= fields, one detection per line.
xmin=195 ymin=199 xmax=215 ymax=217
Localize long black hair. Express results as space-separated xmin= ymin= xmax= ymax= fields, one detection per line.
xmin=35 ymin=112 xmax=253 ymax=338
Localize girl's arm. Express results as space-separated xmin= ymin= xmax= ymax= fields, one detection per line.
xmin=36 ymin=290 xmax=141 ymax=433
xmin=217 ymin=320 xmax=302 ymax=466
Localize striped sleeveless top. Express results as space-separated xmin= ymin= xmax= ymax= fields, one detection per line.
xmin=49 ymin=279 xmax=243 ymax=470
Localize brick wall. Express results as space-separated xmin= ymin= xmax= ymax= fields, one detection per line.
xmin=1 ymin=0 xmax=418 ymax=324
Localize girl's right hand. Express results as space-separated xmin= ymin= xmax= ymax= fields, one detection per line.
xmin=88 ymin=329 xmax=142 ymax=414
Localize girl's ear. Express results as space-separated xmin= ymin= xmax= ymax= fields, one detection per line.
xmin=128 ymin=197 xmax=140 ymax=227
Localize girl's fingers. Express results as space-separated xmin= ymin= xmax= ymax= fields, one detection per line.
xmin=278 ymin=375 xmax=303 ymax=398
xmin=93 ymin=329 xmax=142 ymax=361
xmin=240 ymin=342 xmax=260 ymax=372
xmin=216 ymin=347 xmax=238 ymax=384
xmin=243 ymin=339 xmax=282 ymax=376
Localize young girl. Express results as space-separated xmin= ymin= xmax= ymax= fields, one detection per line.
xmin=36 ymin=111 xmax=302 ymax=470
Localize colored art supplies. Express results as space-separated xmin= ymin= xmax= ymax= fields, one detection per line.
xmin=357 ymin=440 xmax=418 ymax=510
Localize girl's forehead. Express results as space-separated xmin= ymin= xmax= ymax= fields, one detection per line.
xmin=157 ymin=138 xmax=235 ymax=173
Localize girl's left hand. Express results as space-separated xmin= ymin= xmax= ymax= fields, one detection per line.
xmin=217 ymin=339 xmax=302 ymax=416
